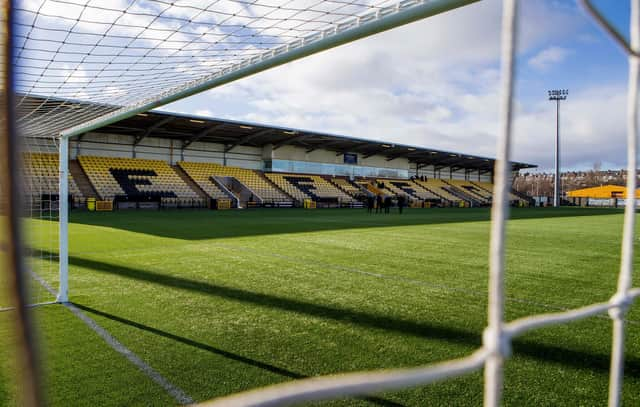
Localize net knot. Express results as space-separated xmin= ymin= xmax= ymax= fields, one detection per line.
xmin=482 ymin=327 xmax=511 ymax=358
xmin=609 ymin=292 xmax=633 ymax=320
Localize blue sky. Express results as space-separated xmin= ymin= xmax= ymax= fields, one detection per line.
xmin=162 ymin=0 xmax=633 ymax=171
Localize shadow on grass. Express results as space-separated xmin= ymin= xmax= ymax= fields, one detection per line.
xmin=74 ymin=303 xmax=404 ymax=407
xmin=48 ymin=250 xmax=640 ymax=379
xmin=65 ymin=207 xmax=623 ymax=241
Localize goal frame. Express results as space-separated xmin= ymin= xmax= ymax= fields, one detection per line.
xmin=35 ymin=0 xmax=640 ymax=406
xmin=55 ymin=0 xmax=479 ymax=304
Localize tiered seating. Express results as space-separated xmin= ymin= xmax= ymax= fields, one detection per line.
xmin=374 ymin=179 xmax=404 ymax=197
xmin=177 ymin=162 xmax=234 ymax=200
xmin=376 ymin=179 xmax=440 ymax=201
xmin=178 ymin=162 xmax=290 ymax=203
xmin=78 ymin=156 xmax=200 ymax=205
xmin=21 ymin=151 xmax=531 ymax=210
xmin=413 ymin=178 xmax=462 ymax=204
xmin=22 ymin=153 xmax=83 ymax=204
xmin=389 ymin=180 xmax=440 ymax=201
xmin=354 ymin=179 xmax=376 ymax=192
xmin=330 ymin=177 xmax=363 ymax=197
xmin=266 ymin=173 xmax=354 ymax=203
xmin=473 ymin=181 xmax=523 ymax=203
xmin=446 ymin=180 xmax=491 ymax=204
xmin=353 ymin=179 xmax=396 ymax=197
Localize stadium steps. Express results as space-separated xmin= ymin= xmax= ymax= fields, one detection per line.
xmin=326 ymin=177 xmax=364 ymax=200
xmin=404 ymin=180 xmax=442 ymax=203
xmin=258 ymin=172 xmax=296 ymax=202
xmin=172 ymin=164 xmax=208 ymax=200
xmin=471 ymin=181 xmax=493 ymax=195
xmin=69 ymin=159 xmax=98 ymax=199
xmin=364 ymin=182 xmax=385 ymax=196
xmin=450 ymin=182 xmax=489 ymax=204
xmin=387 ymin=180 xmax=423 ymax=200
xmin=210 ymin=176 xmax=241 ymax=207
xmin=349 ymin=179 xmax=370 ymax=195
xmin=441 ymin=181 xmax=484 ymax=207
xmin=411 ymin=181 xmax=449 ymax=206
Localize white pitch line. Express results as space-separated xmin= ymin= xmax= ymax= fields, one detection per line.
xmin=27 ymin=269 xmax=195 ymax=405
xmin=63 ymin=301 xmax=195 ymax=405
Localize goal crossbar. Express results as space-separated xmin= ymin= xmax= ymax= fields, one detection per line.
xmin=15 ymin=0 xmax=635 ymax=405
xmin=56 ymin=0 xmax=478 ymax=140
xmin=55 ymin=0 xmax=479 ymax=303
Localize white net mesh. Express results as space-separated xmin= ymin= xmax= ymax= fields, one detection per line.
xmin=15 ymin=0 xmax=433 ymax=138
xmin=7 ymin=0 xmax=640 ymax=405
xmin=8 ymin=135 xmax=60 ymax=309
xmin=13 ymin=0 xmax=465 ymax=309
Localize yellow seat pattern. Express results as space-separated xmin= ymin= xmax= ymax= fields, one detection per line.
xmin=414 ymin=178 xmax=462 ymax=203
xmin=22 ymin=153 xmax=83 ymax=204
xmin=178 ymin=161 xmax=290 ymax=203
xmin=177 ymin=162 xmax=234 ymax=200
xmin=446 ymin=179 xmax=491 ymax=204
xmin=78 ymin=156 xmax=200 ymax=205
xmin=266 ymin=173 xmax=354 ymax=203
xmin=330 ymin=178 xmax=362 ymax=197
xmin=375 ymin=179 xmax=441 ymax=201
xmin=473 ymin=181 xmax=523 ymax=203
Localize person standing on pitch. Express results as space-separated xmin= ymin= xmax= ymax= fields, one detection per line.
xmin=384 ymin=196 xmax=391 ymax=214
xmin=366 ymin=194 xmax=374 ymax=214
xmin=397 ymin=194 xmax=406 ymax=214
xmin=376 ymin=194 xmax=383 ymax=214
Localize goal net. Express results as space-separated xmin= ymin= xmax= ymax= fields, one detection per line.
xmin=0 ymin=136 xmax=60 ymax=311
xmin=14 ymin=0 xmax=478 ymax=305
xmin=3 ymin=0 xmax=639 ymax=406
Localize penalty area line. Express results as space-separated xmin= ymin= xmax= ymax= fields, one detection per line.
xmin=63 ymin=301 xmax=195 ymax=405
xmin=27 ymin=269 xmax=195 ymax=405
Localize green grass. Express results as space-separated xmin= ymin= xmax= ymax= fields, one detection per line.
xmin=1 ymin=207 xmax=639 ymax=406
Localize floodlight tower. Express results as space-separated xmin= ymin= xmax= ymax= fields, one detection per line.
xmin=548 ymin=89 xmax=568 ymax=207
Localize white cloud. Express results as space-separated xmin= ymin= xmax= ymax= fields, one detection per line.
xmin=528 ymin=46 xmax=571 ymax=71
xmin=513 ymin=84 xmax=626 ymax=171
xmin=162 ymin=0 xmax=628 ymax=170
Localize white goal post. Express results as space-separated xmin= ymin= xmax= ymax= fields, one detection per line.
xmin=201 ymin=1 xmax=640 ymax=406
xmin=9 ymin=0 xmax=639 ymax=406
xmin=53 ymin=0 xmax=480 ymax=306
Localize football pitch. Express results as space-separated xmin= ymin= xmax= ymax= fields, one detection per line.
xmin=1 ymin=207 xmax=639 ymax=406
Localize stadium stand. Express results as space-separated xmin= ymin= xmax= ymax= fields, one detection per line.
xmin=329 ymin=177 xmax=365 ymax=198
xmin=412 ymin=178 xmax=462 ymax=205
xmin=23 ymin=153 xmax=84 ymax=207
xmin=178 ymin=161 xmax=292 ymax=205
xmin=354 ymin=179 xmax=382 ymax=195
xmin=177 ymin=161 xmax=238 ymax=201
xmin=78 ymin=156 xmax=203 ymax=207
xmin=472 ymin=180 xmax=525 ymax=204
xmin=19 ymin=97 xmax=536 ymax=212
xmin=374 ymin=179 xmax=406 ymax=197
xmin=443 ymin=179 xmax=490 ymax=206
xmin=376 ymin=179 xmax=440 ymax=203
xmin=266 ymin=173 xmax=355 ymax=205
xmin=446 ymin=180 xmax=491 ymax=203
xmin=22 ymin=152 xmax=529 ymax=210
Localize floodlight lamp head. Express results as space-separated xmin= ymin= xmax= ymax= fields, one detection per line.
xmin=548 ymin=88 xmax=568 ymax=101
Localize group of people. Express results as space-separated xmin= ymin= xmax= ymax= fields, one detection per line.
xmin=365 ymin=194 xmax=407 ymax=214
